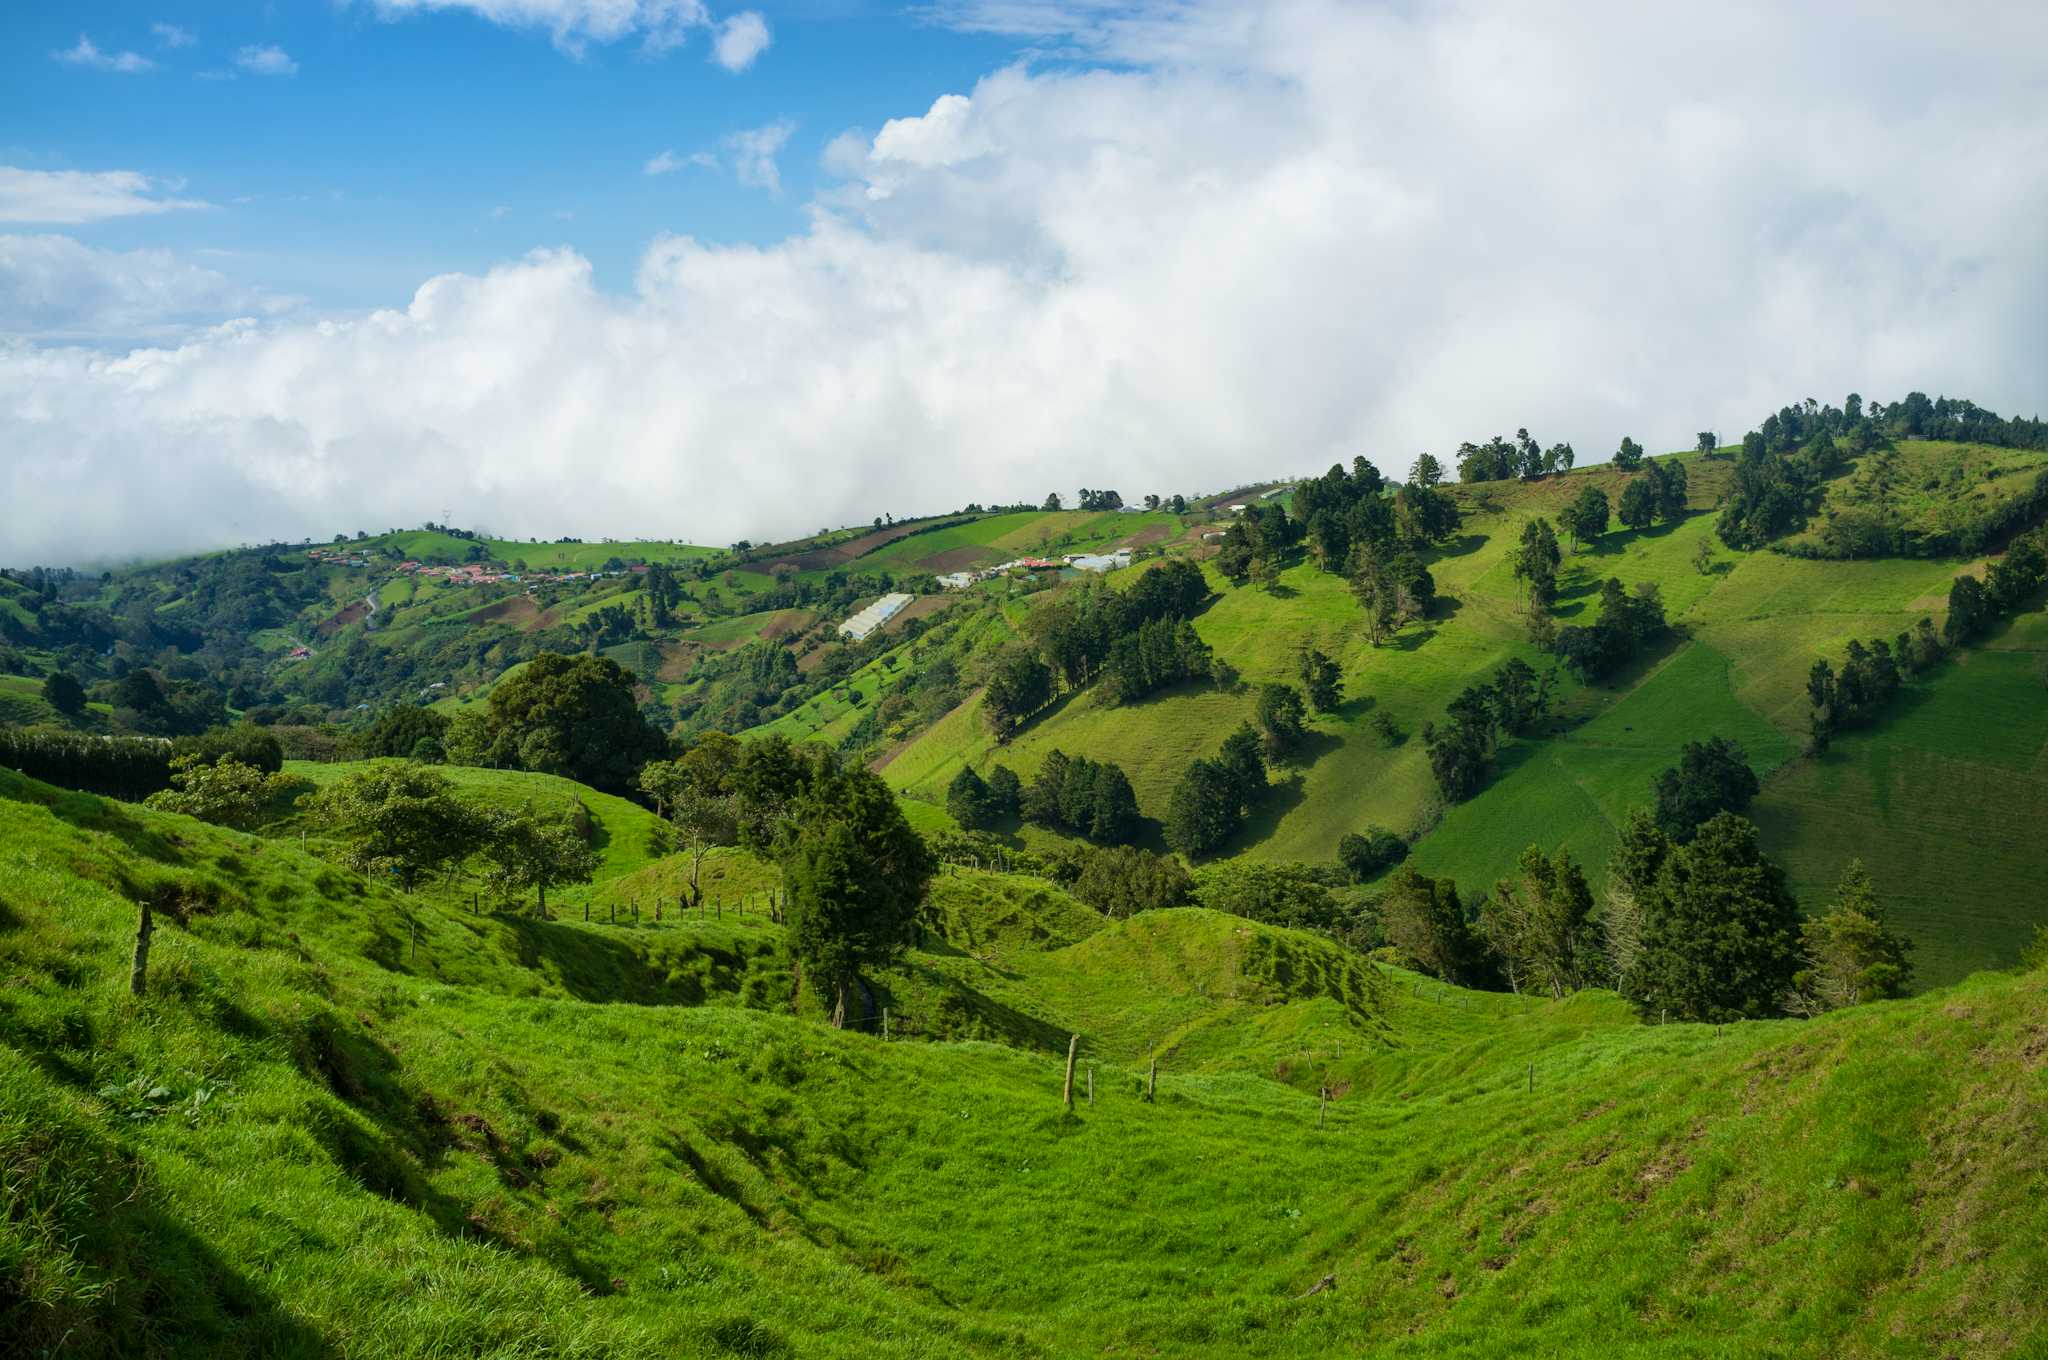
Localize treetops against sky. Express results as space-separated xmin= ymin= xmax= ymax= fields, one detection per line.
xmin=2 ymin=0 xmax=2045 ymax=566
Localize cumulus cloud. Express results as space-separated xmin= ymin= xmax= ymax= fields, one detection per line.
xmin=644 ymin=150 xmax=684 ymax=176
xmin=152 ymin=23 xmax=198 ymax=49
xmin=234 ymin=44 xmax=299 ymax=76
xmin=0 ymin=235 xmax=301 ymax=344
xmin=711 ymin=11 xmax=771 ymax=71
xmin=53 ymin=36 xmax=157 ymax=74
xmin=0 ymin=167 xmax=208 ymax=225
xmin=3 ymin=0 xmax=2047 ymax=567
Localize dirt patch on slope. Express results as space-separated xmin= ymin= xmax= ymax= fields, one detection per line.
xmin=759 ymin=609 xmax=817 ymax=641
xmin=764 ymin=521 xmax=937 ymax=573
xmin=920 ymin=545 xmax=1001 ymax=573
xmin=317 ymin=602 xmax=368 ymax=637
xmin=468 ymin=595 xmax=543 ymax=630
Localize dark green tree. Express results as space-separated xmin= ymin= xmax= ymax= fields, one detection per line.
xmin=1481 ymin=845 xmax=1599 ymax=998
xmin=1256 ymin=682 xmax=1308 ymax=758
xmin=1336 ymin=826 xmax=1407 ymax=881
xmin=985 ymin=764 xmax=1022 ymax=817
xmin=1564 ymin=485 xmax=1610 ymax=552
xmin=1297 ymin=644 xmax=1342 ymax=712
xmin=1789 ymin=859 xmax=1913 ymax=1015
xmin=1380 ymin=865 xmax=1491 ymax=987
xmin=480 ymin=652 xmax=666 ymax=793
xmin=781 ymin=762 xmax=936 ymax=1027
xmin=1626 ymin=813 xmax=1801 ymax=1022
xmin=946 ymin=765 xmax=995 ymax=830
xmin=42 ymin=671 xmax=86 ymax=718
xmin=1613 ymin=436 xmax=1645 ymax=471
xmin=1164 ymin=758 xmax=1239 ymax=858
xmin=1651 ymin=736 xmax=1759 ymax=842
xmin=982 ymin=645 xmax=1054 ymax=742
xmin=1618 ymin=475 xmax=1658 ymax=531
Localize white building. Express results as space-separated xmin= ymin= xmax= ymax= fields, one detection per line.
xmin=1066 ymin=551 xmax=1133 ymax=573
xmin=838 ymin=592 xmax=915 ymax=641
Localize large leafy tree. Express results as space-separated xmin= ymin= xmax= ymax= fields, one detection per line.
xmin=945 ymin=765 xmax=996 ymax=830
xmin=479 ymin=652 xmax=667 ymax=793
xmin=1564 ymin=486 xmax=1609 ymax=552
xmin=780 ymin=760 xmax=935 ymax=1027
xmin=145 ymin=754 xmax=297 ymax=830
xmin=478 ymin=806 xmax=603 ymax=917
xmin=1626 ymin=813 xmax=1801 ymax=1022
xmin=308 ymin=762 xmax=482 ymax=891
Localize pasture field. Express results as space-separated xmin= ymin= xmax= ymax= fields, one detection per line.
xmin=875 ymin=453 xmax=2044 ymax=983
xmin=2 ymin=765 xmax=2042 ymax=1357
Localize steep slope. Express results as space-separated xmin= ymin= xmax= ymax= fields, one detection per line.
xmin=875 ymin=455 xmax=2047 ymax=984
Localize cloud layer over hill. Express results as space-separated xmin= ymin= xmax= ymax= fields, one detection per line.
xmin=4 ymin=0 xmax=2045 ymax=565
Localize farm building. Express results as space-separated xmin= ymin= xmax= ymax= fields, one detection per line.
xmin=838 ymin=592 xmax=914 ymax=641
xmin=1066 ymin=551 xmax=1133 ymax=573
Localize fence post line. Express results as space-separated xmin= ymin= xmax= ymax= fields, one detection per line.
xmin=1062 ymin=1034 xmax=1079 ymax=1112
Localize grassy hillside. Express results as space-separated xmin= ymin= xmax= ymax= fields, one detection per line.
xmin=3 ymin=769 xmax=2045 ymax=1357
xmin=875 ymin=456 xmax=2046 ymax=985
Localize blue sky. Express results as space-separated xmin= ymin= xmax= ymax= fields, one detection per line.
xmin=2 ymin=1 xmax=2044 ymax=565
xmin=4 ymin=1 xmax=1019 ymax=308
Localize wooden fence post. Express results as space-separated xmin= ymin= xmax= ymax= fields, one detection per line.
xmin=129 ymin=901 xmax=153 ymax=997
xmin=1062 ymin=1034 xmax=1079 ymax=1112
xmin=1147 ymin=1057 xmax=1157 ymax=1102
xmin=1087 ymin=1065 xmax=1094 ymax=1106
xmin=1527 ymin=1062 xmax=1533 ymax=1094
xmin=1319 ymin=1083 xmax=1328 ymax=1127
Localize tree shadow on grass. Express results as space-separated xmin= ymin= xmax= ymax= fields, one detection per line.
xmin=1433 ymin=533 xmax=1488 ymax=560
xmin=14 ymin=1118 xmax=348 ymax=1357
xmin=1236 ymin=773 xmax=1309 ymax=850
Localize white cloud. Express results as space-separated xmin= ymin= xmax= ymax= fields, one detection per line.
xmin=3 ymin=0 xmax=2047 ymax=567
xmin=0 ymin=166 xmax=208 ymax=225
xmin=368 ymin=0 xmax=714 ymax=56
xmin=711 ymin=11 xmax=771 ymax=71
xmin=152 ymin=23 xmax=198 ymax=48
xmin=234 ymin=44 xmax=299 ymax=76
xmin=53 ymin=35 xmax=157 ymax=74
xmin=644 ymin=150 xmax=683 ymax=176
xmin=724 ymin=119 xmax=794 ymax=192
xmin=489 ymin=204 xmax=511 ymax=219
xmin=0 ymin=234 xmax=300 ymax=343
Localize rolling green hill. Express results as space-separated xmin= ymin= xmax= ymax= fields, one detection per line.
xmin=3 ymin=766 xmax=2044 ymax=1357
xmin=875 ymin=456 xmax=2047 ymax=987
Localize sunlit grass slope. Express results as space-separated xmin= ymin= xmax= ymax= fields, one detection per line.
xmin=875 ymin=454 xmax=2045 ymax=981
xmin=4 ymin=770 xmax=2044 ymax=1358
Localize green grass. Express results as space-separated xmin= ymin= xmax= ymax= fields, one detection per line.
xmin=1778 ymin=440 xmax=2048 ymax=555
xmin=2 ymin=766 xmax=2044 ymax=1357
xmin=869 ymin=454 xmax=2043 ymax=983
xmin=1752 ymin=642 xmax=2048 ymax=984
xmin=483 ymin=539 xmax=721 ymax=571
xmin=1411 ymin=640 xmax=1798 ymax=900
